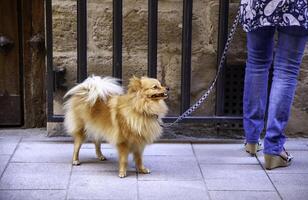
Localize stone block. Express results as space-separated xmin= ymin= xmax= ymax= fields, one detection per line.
xmin=143 ymin=144 xmax=194 ymax=156
xmin=269 ymin=173 xmax=308 ymax=200
xmin=200 ymin=164 xmax=275 ymax=191
xmin=11 ymin=142 xmax=73 ymax=163
xmin=139 ymin=180 xmax=210 ymax=200
xmin=0 ymin=190 xmax=66 ymax=200
xmin=0 ymin=155 xmax=10 ymax=176
xmin=0 ymin=141 xmax=19 ymax=155
xmin=0 ymin=163 xmax=71 ymax=189
xmin=209 ymin=191 xmax=280 ymax=200
xmin=193 ymin=144 xmax=259 ymax=164
xmin=138 ymin=156 xmax=202 ymax=181
xmin=67 ymin=171 xmax=137 ymax=200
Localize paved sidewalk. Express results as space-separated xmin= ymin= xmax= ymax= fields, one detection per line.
xmin=0 ymin=129 xmax=307 ymax=200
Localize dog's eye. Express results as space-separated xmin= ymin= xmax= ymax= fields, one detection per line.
xmin=152 ymin=85 xmax=159 ymax=89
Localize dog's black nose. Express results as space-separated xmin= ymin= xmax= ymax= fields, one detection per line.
xmin=166 ymin=87 xmax=169 ymax=91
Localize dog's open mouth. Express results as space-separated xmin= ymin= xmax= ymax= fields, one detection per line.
xmin=151 ymin=93 xmax=168 ymax=98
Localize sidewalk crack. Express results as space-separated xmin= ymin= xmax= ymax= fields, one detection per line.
xmin=64 ymin=164 xmax=73 ymax=200
xmin=256 ymin=156 xmax=284 ymax=200
xmin=0 ymin=137 xmax=22 ymax=180
xmin=191 ymin=143 xmax=213 ymax=200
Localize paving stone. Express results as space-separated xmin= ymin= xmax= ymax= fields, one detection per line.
xmin=269 ymin=173 xmax=308 ymax=200
xmin=11 ymin=142 xmax=73 ymax=163
xmin=283 ymin=139 xmax=308 ymax=151
xmin=0 ymin=129 xmax=307 ymax=199
xmin=22 ymin=136 xmax=72 ymax=142
xmin=71 ymin=154 xmax=135 ymax=173
xmin=0 ymin=129 xmax=45 ymax=138
xmin=77 ymin=147 xmax=117 ymax=163
xmin=81 ymin=143 xmax=193 ymax=158
xmin=139 ymin=181 xmax=210 ymax=200
xmin=68 ymin=171 xmax=137 ymax=200
xmin=0 ymin=128 xmax=70 ymax=143
xmin=193 ymin=144 xmax=259 ymax=164
xmin=209 ymin=191 xmax=280 ymax=200
xmin=0 ymin=140 xmax=19 ymax=155
xmin=138 ymin=156 xmax=202 ymax=181
xmin=257 ymin=139 xmax=308 ymax=151
xmin=81 ymin=143 xmax=113 ymax=149
xmin=0 ymin=155 xmax=10 ymax=175
xmin=143 ymin=144 xmax=194 ymax=156
xmin=11 ymin=142 xmax=116 ymax=163
xmin=0 ymin=135 xmax=21 ymax=142
xmin=200 ymin=164 xmax=275 ymax=191
xmin=0 ymin=163 xmax=71 ymax=189
xmin=0 ymin=190 xmax=66 ymax=200
xmin=258 ymin=151 xmax=308 ymax=174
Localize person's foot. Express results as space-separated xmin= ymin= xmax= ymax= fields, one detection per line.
xmin=264 ymin=148 xmax=293 ymax=170
xmin=245 ymin=141 xmax=262 ymax=156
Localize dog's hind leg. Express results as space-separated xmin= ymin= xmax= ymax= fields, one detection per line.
xmin=72 ymin=130 xmax=86 ymax=165
xmin=94 ymin=139 xmax=106 ymax=161
xmin=117 ymin=143 xmax=129 ymax=178
xmin=134 ymin=147 xmax=150 ymax=174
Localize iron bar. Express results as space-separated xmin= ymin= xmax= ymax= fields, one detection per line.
xmin=77 ymin=0 xmax=87 ymax=83
xmin=180 ymin=0 xmax=193 ymax=114
xmin=148 ymin=0 xmax=158 ymax=78
xmin=216 ymin=0 xmax=229 ymax=115
xmin=45 ymin=0 xmax=54 ymax=121
xmin=46 ymin=0 xmax=243 ymax=127
xmin=113 ymin=0 xmax=123 ymax=79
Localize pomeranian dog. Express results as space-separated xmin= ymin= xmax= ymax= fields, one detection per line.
xmin=64 ymin=76 xmax=168 ymax=178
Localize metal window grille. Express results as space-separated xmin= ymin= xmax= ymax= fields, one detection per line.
xmin=45 ymin=0 xmax=243 ymax=125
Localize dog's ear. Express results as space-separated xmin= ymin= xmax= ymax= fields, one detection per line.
xmin=128 ymin=76 xmax=142 ymax=93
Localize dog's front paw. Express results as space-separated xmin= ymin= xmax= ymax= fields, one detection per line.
xmin=72 ymin=160 xmax=81 ymax=166
xmin=118 ymin=171 xmax=127 ymax=178
xmin=139 ymin=167 xmax=151 ymax=174
xmin=97 ymin=155 xmax=107 ymax=161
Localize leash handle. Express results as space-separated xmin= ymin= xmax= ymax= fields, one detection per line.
xmin=162 ymin=8 xmax=241 ymax=128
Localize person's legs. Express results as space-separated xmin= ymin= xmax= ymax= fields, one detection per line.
xmin=264 ymin=26 xmax=308 ymax=155
xmin=244 ymin=27 xmax=275 ymax=145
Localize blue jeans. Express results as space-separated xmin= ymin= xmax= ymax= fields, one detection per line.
xmin=244 ymin=26 xmax=308 ymax=155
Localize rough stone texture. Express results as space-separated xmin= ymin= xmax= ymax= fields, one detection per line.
xmin=52 ymin=0 xmax=217 ymax=117
xmin=287 ymin=53 xmax=308 ymax=137
xmin=47 ymin=122 xmax=66 ymax=136
xmin=50 ymin=0 xmax=308 ymax=137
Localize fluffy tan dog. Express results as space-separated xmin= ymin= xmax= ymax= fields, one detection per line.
xmin=64 ymin=76 xmax=168 ymax=178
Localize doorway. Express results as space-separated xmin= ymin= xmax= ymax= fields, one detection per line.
xmin=0 ymin=0 xmax=23 ymax=126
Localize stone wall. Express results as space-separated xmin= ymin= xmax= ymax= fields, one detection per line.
xmin=50 ymin=0 xmax=308 ymax=137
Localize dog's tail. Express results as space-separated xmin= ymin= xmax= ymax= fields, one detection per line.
xmin=64 ymin=75 xmax=123 ymax=106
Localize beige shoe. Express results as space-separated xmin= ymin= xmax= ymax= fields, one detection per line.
xmin=264 ymin=149 xmax=293 ymax=170
xmin=245 ymin=141 xmax=262 ymax=155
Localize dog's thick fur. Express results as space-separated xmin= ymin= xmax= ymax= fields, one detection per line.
xmin=64 ymin=76 xmax=168 ymax=177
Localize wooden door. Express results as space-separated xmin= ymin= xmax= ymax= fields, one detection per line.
xmin=0 ymin=0 xmax=22 ymax=125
